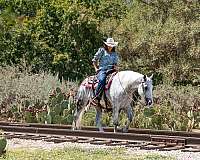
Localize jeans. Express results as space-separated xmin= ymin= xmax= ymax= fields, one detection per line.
xmin=95 ymin=70 xmax=107 ymax=100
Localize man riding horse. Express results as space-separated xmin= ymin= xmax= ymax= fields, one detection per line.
xmin=90 ymin=38 xmax=119 ymax=106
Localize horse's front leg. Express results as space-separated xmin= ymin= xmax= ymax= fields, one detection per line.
xmin=122 ymin=104 xmax=133 ymax=133
xmin=112 ymin=105 xmax=119 ymax=133
xmin=95 ymin=106 xmax=103 ymax=132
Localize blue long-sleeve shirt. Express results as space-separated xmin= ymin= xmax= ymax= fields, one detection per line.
xmin=92 ymin=48 xmax=119 ymax=71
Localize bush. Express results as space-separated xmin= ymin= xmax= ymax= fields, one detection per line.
xmin=0 ymin=131 xmax=7 ymax=154
xmin=133 ymin=84 xmax=200 ymax=131
xmin=0 ymin=66 xmax=77 ymax=123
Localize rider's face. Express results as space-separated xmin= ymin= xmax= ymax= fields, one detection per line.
xmin=108 ymin=46 xmax=113 ymax=52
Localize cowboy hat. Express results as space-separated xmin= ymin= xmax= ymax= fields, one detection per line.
xmin=104 ymin=38 xmax=118 ymax=47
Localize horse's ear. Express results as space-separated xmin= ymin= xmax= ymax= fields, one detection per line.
xmin=149 ymin=74 xmax=153 ymax=79
xmin=143 ymin=75 xmax=147 ymax=82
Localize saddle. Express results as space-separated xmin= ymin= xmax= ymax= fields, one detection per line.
xmin=81 ymin=70 xmax=117 ymax=111
xmin=81 ymin=70 xmax=117 ymax=90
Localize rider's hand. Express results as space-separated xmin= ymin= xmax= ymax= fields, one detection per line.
xmin=95 ymin=68 xmax=100 ymax=74
xmin=93 ymin=62 xmax=99 ymax=74
xmin=113 ymin=65 xmax=118 ymax=72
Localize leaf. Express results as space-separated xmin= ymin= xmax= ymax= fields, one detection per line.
xmin=143 ymin=108 xmax=155 ymax=117
xmin=187 ymin=110 xmax=194 ymax=118
xmin=0 ymin=137 xmax=7 ymax=152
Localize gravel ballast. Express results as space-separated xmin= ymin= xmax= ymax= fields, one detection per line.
xmin=6 ymin=138 xmax=200 ymax=160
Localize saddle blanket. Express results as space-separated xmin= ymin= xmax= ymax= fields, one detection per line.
xmin=81 ymin=72 xmax=117 ymax=91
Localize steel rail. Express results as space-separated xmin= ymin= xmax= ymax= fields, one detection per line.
xmin=0 ymin=121 xmax=200 ymax=140
xmin=0 ymin=122 xmax=200 ymax=145
xmin=0 ymin=125 xmax=150 ymax=142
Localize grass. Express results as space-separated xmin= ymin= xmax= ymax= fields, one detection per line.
xmin=0 ymin=147 xmax=175 ymax=160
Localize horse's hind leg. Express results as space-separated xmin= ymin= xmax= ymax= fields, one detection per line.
xmin=95 ymin=106 xmax=103 ymax=132
xmin=72 ymin=100 xmax=85 ymax=130
xmin=72 ymin=107 xmax=85 ymax=130
xmin=122 ymin=104 xmax=133 ymax=133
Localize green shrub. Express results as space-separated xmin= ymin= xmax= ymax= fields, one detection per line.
xmin=0 ymin=132 xmax=7 ymax=154
xmin=133 ymin=85 xmax=200 ymax=131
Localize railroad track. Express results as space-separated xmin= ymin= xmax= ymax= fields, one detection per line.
xmin=0 ymin=121 xmax=200 ymax=152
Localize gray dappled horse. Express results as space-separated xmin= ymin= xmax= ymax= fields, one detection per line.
xmin=72 ymin=70 xmax=153 ymax=133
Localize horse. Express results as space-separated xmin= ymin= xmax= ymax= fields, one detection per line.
xmin=72 ymin=70 xmax=153 ymax=133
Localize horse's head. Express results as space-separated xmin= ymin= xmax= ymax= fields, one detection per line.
xmin=138 ymin=74 xmax=153 ymax=107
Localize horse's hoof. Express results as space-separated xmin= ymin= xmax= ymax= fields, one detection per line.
xmin=72 ymin=126 xmax=80 ymax=130
xmin=99 ymin=128 xmax=104 ymax=132
xmin=114 ymin=126 xmax=121 ymax=133
xmin=122 ymin=127 xmax=128 ymax=133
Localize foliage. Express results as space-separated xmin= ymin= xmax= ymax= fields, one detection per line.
xmin=0 ymin=132 xmax=6 ymax=154
xmin=44 ymin=87 xmax=75 ymax=124
xmin=112 ymin=0 xmax=200 ymax=85
xmin=0 ymin=66 xmax=77 ymax=123
xmin=133 ymin=84 xmax=200 ymax=131
xmin=0 ymin=0 xmax=127 ymax=80
xmin=22 ymin=86 xmax=76 ymax=124
xmin=82 ymin=109 xmax=96 ymax=126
